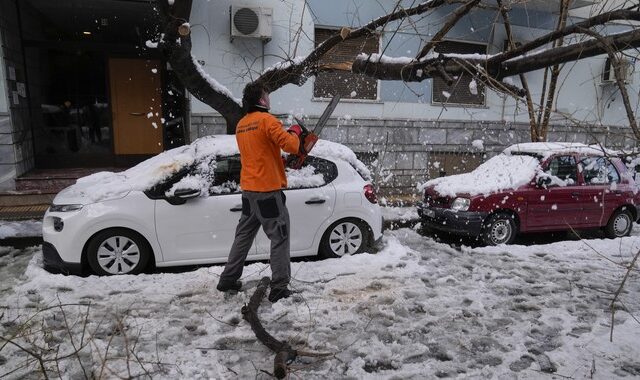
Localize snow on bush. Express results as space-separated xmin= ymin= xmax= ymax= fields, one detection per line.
xmin=420 ymin=154 xmax=540 ymax=197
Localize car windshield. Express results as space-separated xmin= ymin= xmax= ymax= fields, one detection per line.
xmin=421 ymin=154 xmax=541 ymax=197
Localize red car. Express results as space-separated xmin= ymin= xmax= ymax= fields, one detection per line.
xmin=418 ymin=142 xmax=640 ymax=245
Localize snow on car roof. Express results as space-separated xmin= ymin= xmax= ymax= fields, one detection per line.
xmin=65 ymin=134 xmax=370 ymax=203
xmin=419 ymin=154 xmax=541 ymax=197
xmin=503 ymin=142 xmax=607 ymax=158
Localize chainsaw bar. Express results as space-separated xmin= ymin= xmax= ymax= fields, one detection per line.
xmin=289 ymin=94 xmax=341 ymax=169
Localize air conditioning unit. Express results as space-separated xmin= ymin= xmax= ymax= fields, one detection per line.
xmin=602 ymin=56 xmax=634 ymax=84
xmin=230 ymin=6 xmax=272 ymax=42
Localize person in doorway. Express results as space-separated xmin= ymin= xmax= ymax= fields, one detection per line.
xmin=216 ymin=82 xmax=307 ymax=303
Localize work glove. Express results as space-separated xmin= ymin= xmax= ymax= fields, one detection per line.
xmin=287 ymin=124 xmax=303 ymax=137
xmin=287 ymin=125 xmax=309 ymax=154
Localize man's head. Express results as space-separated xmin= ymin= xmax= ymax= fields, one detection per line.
xmin=243 ymin=82 xmax=270 ymax=112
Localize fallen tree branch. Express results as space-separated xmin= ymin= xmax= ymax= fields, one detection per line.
xmin=241 ymin=277 xmax=296 ymax=379
xmin=609 ymin=247 xmax=640 ymax=342
xmin=241 ymin=277 xmax=333 ymax=378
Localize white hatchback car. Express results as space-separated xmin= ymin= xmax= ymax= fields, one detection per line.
xmin=42 ymin=135 xmax=383 ymax=275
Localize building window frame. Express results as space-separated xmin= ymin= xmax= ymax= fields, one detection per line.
xmin=312 ymin=25 xmax=381 ymax=102
xmin=430 ymin=38 xmax=488 ymax=108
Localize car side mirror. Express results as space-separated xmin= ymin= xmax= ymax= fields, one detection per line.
xmin=174 ymin=188 xmax=201 ymax=200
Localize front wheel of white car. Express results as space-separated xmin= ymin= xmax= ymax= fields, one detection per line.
xmin=319 ymin=219 xmax=370 ymax=259
xmin=87 ymin=228 xmax=151 ymax=275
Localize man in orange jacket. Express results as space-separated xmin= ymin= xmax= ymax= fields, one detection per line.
xmin=217 ymin=82 xmax=306 ymax=302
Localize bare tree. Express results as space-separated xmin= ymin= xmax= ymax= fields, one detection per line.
xmin=156 ymin=1 xmax=640 ymax=138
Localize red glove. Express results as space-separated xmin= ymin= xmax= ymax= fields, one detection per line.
xmin=287 ymin=124 xmax=303 ymax=137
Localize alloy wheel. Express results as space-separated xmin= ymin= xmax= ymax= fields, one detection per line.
xmin=328 ymin=222 xmax=363 ymax=256
xmin=96 ymin=236 xmax=141 ymax=275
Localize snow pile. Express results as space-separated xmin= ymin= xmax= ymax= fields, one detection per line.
xmin=63 ymin=135 xmax=238 ymax=203
xmin=381 ymin=206 xmax=418 ymax=222
xmin=286 ymin=165 xmax=325 ymax=189
xmin=2 ymin=229 xmax=640 ymax=378
xmin=60 ymin=135 xmax=370 ymax=203
xmin=420 ymin=154 xmax=540 ymax=196
xmin=0 ymin=220 xmax=43 ymax=239
xmin=313 ymin=139 xmax=371 ymax=180
xmin=503 ymin=142 xmax=606 ymax=158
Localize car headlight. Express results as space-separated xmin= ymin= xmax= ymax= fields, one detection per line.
xmin=451 ymin=198 xmax=470 ymax=211
xmin=49 ymin=204 xmax=83 ymax=212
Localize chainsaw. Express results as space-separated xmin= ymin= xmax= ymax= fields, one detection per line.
xmin=287 ymin=94 xmax=341 ymax=169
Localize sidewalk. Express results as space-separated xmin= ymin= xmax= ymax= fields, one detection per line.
xmin=0 ymin=219 xmax=43 ymax=248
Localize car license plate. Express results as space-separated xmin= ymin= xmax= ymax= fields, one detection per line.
xmin=424 ymin=208 xmax=435 ymax=218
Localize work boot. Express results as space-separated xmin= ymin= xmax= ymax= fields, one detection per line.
xmin=268 ymin=288 xmax=291 ymax=303
xmin=217 ymin=280 xmax=242 ymax=292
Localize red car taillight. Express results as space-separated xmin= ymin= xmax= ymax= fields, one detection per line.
xmin=364 ymin=184 xmax=377 ymax=204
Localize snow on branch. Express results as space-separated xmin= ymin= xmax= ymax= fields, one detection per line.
xmin=256 ymin=0 xmax=449 ymax=91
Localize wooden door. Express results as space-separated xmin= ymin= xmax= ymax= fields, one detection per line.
xmin=109 ymin=58 xmax=163 ymax=154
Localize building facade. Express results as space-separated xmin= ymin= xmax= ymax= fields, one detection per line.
xmin=0 ymin=0 xmax=638 ymax=196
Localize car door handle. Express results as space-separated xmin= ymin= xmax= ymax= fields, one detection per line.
xmin=230 ymin=205 xmax=242 ymax=212
xmin=571 ymin=192 xmax=580 ymax=197
xmin=305 ymin=198 xmax=326 ymax=205
xmin=129 ymin=112 xmax=145 ymax=116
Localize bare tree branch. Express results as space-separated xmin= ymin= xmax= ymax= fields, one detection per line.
xmin=157 ymin=0 xmax=244 ymax=133
xmin=415 ymin=0 xmax=481 ymax=60
xmin=580 ymin=27 xmax=640 ymax=139
xmin=539 ymin=0 xmax=572 ymax=142
xmin=496 ymin=0 xmax=539 ymax=142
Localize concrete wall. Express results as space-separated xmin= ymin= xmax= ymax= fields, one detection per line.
xmin=0 ymin=0 xmax=35 ymax=190
xmin=190 ymin=114 xmax=637 ymax=196
xmin=189 ymin=0 xmax=639 ymax=128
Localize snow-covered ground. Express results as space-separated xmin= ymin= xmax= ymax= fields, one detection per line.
xmin=0 ymin=220 xmax=42 ymax=239
xmin=381 ymin=206 xmax=419 ymax=223
xmin=1 ymin=229 xmax=639 ymax=379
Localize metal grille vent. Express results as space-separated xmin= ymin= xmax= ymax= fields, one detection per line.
xmin=233 ymin=8 xmax=259 ymax=35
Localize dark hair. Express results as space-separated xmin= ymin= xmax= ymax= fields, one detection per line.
xmin=242 ymin=82 xmax=267 ymax=112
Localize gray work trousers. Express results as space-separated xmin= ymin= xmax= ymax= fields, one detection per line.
xmin=219 ymin=190 xmax=291 ymax=290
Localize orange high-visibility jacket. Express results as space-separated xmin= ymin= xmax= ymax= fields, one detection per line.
xmin=236 ymin=111 xmax=300 ymax=192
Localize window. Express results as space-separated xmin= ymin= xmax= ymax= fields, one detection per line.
xmin=210 ymin=155 xmax=242 ymax=194
xmin=580 ymin=157 xmax=620 ymax=185
xmin=545 ymin=155 xmax=577 ymax=184
xmin=314 ymin=28 xmax=379 ymax=100
xmin=285 ymin=155 xmax=338 ymax=188
xmin=149 ymin=155 xmax=338 ymax=199
xmin=432 ymin=40 xmax=486 ymax=106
